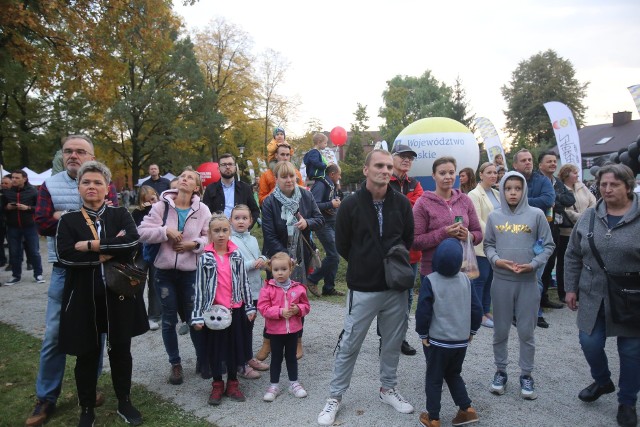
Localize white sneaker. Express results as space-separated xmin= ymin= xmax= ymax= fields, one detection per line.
xmin=379 ymin=388 xmax=414 ymax=413
xmin=263 ymin=385 xmax=280 ymax=402
xmin=289 ymin=382 xmax=307 ymax=398
xmin=317 ymin=398 xmax=340 ymax=425
xmin=35 ymin=275 xmax=46 ymax=284
xmin=149 ymin=320 xmax=160 ymax=330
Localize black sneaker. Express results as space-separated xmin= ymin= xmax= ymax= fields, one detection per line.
xmin=537 ymin=317 xmax=549 ymax=328
xmin=617 ymin=404 xmax=637 ymax=427
xmin=5 ymin=276 xmax=20 ymax=286
xmin=401 ymin=340 xmax=416 ymax=356
xmin=78 ymin=407 xmax=95 ymax=427
xmin=117 ymin=399 xmax=143 ymax=426
xmin=541 ymin=299 xmax=564 ymax=309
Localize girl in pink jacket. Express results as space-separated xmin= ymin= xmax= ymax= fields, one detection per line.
xmin=257 ymin=252 xmax=311 ymax=402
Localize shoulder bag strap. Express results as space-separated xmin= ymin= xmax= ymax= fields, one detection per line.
xmin=81 ymin=207 xmax=100 ymax=240
xmin=161 ymin=200 xmax=169 ymax=226
xmin=587 ymin=209 xmax=607 ymax=272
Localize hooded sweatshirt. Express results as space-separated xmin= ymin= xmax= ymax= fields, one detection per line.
xmin=483 ymin=171 xmax=555 ymax=283
xmin=415 ymin=238 xmax=482 ymax=347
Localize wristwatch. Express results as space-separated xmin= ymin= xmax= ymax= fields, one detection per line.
xmin=193 ymin=241 xmax=201 ymax=250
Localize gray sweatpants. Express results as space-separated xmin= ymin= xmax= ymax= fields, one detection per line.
xmin=329 ymin=289 xmax=408 ymax=398
xmin=490 ymin=277 xmax=540 ymax=376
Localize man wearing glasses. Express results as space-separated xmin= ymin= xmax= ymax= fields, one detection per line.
xmin=202 ymin=153 xmax=260 ymax=227
xmin=27 ymin=135 xmax=119 ymax=426
xmin=389 ymin=144 xmax=424 ymax=356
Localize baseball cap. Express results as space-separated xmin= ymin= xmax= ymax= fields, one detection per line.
xmin=391 ymin=144 xmax=417 ymax=158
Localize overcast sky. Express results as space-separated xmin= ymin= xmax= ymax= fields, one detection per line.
xmin=174 ymin=0 xmax=640 ymax=142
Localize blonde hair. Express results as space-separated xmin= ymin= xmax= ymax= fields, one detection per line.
xmin=558 ymin=163 xmax=578 ymax=183
xmin=267 ymin=251 xmax=295 ymax=272
xmin=181 ymin=166 xmax=203 ymax=196
xmin=136 ymin=185 xmax=158 ymax=209
xmin=312 ymin=132 xmax=328 ymax=146
xmin=273 ymin=161 xmax=297 ymax=178
xmin=230 ymin=204 xmax=251 ymax=218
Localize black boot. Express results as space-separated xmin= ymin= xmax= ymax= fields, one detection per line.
xmin=117 ymin=397 xmax=143 ymax=426
xmin=78 ymin=407 xmax=95 ymax=427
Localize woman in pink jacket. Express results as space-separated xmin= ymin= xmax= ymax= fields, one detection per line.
xmin=413 ymin=156 xmax=483 ymax=276
xmin=137 ymin=167 xmax=211 ymax=386
xmin=257 ymin=252 xmax=311 ymax=402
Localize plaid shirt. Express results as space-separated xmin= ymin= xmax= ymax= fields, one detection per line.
xmin=35 ymin=179 xmax=119 ymax=236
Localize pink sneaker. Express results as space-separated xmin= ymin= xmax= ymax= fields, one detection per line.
xmin=248 ymin=358 xmax=270 ymax=371
xmin=237 ymin=365 xmax=261 ymax=379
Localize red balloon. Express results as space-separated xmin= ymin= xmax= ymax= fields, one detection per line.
xmin=330 ymin=126 xmax=348 ymax=147
xmin=196 ymin=162 xmax=221 ymax=187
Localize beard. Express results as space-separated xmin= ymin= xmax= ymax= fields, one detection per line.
xmin=220 ymin=171 xmax=236 ymax=180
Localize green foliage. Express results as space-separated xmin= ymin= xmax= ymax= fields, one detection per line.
xmin=340 ymin=103 xmax=369 ymax=187
xmin=379 ymin=70 xmax=454 ymax=143
xmin=0 ymin=322 xmax=212 ymax=426
xmin=501 ymin=49 xmax=588 ymax=147
xmin=451 ymin=76 xmax=476 ymax=131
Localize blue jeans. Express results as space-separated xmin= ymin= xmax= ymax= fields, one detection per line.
xmin=471 ymin=256 xmax=493 ymax=314
xmin=307 ymin=220 xmax=339 ymax=293
xmin=36 ymin=266 xmax=104 ymax=403
xmin=7 ymin=224 xmax=43 ymax=278
xmin=155 ymin=268 xmax=204 ymax=365
xmin=579 ymin=304 xmax=640 ymax=406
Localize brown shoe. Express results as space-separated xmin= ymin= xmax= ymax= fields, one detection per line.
xmin=306 ymin=281 xmax=321 ymax=297
xmin=296 ymin=336 xmax=303 ymax=360
xmin=169 ymin=363 xmax=183 ymax=385
xmin=248 ymin=357 xmax=270 ymax=371
xmin=95 ymin=390 xmax=105 ymax=407
xmin=452 ymin=406 xmax=479 ymax=425
xmin=419 ymin=412 xmax=441 ymax=427
xmin=255 ymin=338 xmax=271 ymax=361
xmin=26 ymin=400 xmax=55 ymax=427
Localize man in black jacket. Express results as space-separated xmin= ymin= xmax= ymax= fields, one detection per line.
xmin=318 ymin=149 xmax=415 ymax=426
xmin=1 ymin=170 xmax=44 ymax=284
xmin=202 ymin=153 xmax=260 ymax=228
xmin=538 ymin=151 xmax=576 ymax=309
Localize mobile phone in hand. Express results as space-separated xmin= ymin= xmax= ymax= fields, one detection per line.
xmin=455 ymin=215 xmax=463 ymax=223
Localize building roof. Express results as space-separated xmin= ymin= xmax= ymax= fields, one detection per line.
xmin=578 ymin=114 xmax=640 ymax=157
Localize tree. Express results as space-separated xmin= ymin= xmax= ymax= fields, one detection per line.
xmin=451 ymin=76 xmax=475 ymax=131
xmin=86 ymin=0 xmax=217 ymax=184
xmin=193 ymin=18 xmax=260 ymax=161
xmin=378 ymin=71 xmax=454 ymax=143
xmin=501 ymin=49 xmax=588 ymax=147
xmin=256 ymin=49 xmax=300 ymax=153
xmin=341 ymin=103 xmax=369 ymax=188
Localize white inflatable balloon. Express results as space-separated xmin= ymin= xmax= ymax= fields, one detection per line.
xmin=393 ymin=117 xmax=479 ymax=190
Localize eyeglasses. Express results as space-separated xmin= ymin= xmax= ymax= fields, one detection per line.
xmin=63 ymin=148 xmax=93 ymax=156
xmin=219 ymin=162 xmax=235 ymax=168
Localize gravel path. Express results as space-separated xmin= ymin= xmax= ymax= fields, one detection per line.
xmin=0 ymin=243 xmax=623 ymax=426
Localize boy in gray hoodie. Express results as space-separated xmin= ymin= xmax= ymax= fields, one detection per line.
xmin=483 ymin=171 xmax=554 ymax=401
xmin=415 ymin=238 xmax=482 ymax=427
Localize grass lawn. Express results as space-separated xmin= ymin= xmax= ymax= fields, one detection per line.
xmin=0 ymin=322 xmax=212 ymax=427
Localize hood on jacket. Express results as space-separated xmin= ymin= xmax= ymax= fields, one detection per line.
xmin=498 ymin=171 xmax=530 ymax=215
xmin=432 ymin=238 xmax=462 ymax=277
xmin=161 ymin=188 xmax=202 ymax=209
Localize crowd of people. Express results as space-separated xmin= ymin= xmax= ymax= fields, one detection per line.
xmin=2 ymin=127 xmax=638 ymax=427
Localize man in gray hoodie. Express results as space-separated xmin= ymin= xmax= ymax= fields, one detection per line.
xmin=483 ymin=171 xmax=554 ymax=402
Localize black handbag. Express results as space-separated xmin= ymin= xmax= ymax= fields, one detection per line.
xmin=82 ymin=208 xmax=147 ymax=298
xmin=587 ymin=210 xmax=640 ymax=325
xmin=365 ymin=212 xmax=414 ymax=291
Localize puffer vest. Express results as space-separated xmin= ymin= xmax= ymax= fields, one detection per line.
xmin=45 ymin=172 xmax=82 ymax=263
